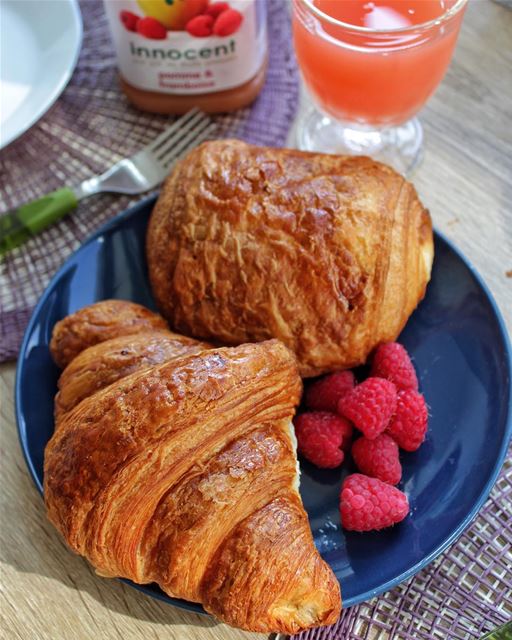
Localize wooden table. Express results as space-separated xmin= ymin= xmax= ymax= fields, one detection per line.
xmin=1 ymin=2 xmax=511 ymax=638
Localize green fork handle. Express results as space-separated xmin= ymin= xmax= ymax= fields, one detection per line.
xmin=0 ymin=187 xmax=78 ymax=257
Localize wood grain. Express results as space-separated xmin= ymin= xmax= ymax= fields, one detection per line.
xmin=1 ymin=2 xmax=511 ymax=639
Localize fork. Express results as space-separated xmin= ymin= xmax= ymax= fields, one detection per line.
xmin=0 ymin=109 xmax=216 ymax=256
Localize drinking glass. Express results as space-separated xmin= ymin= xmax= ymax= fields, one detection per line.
xmin=292 ymin=0 xmax=468 ymax=174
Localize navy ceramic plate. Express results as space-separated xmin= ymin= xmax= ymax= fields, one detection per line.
xmin=16 ymin=195 xmax=512 ymax=613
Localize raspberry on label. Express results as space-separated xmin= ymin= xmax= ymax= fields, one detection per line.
xmin=294 ymin=411 xmax=351 ymax=469
xmin=352 ymin=434 xmax=402 ymax=485
xmin=387 ymin=389 xmax=428 ymax=451
xmin=371 ymin=342 xmax=419 ymax=391
xmin=305 ymin=370 xmax=355 ymax=413
xmin=340 ymin=473 xmax=409 ymax=531
xmin=338 ymin=377 xmax=397 ymax=440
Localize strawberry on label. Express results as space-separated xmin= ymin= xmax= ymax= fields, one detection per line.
xmin=136 ymin=16 xmax=168 ymax=39
xmin=205 ymin=2 xmax=230 ymax=18
xmin=181 ymin=0 xmax=210 ymax=27
xmin=137 ymin=0 xmax=208 ymax=31
xmin=213 ymin=8 xmax=243 ymax=36
xmin=186 ymin=14 xmax=214 ymax=37
xmin=120 ymin=10 xmax=140 ymax=32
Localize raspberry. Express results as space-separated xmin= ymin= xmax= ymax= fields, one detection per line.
xmin=340 ymin=474 xmax=409 ymax=531
xmin=205 ymin=2 xmax=230 ymax=18
xmin=387 ymin=389 xmax=428 ymax=451
xmin=371 ymin=342 xmax=418 ymax=391
xmin=352 ymin=434 xmax=401 ymax=485
xmin=338 ymin=416 xmax=354 ymax=452
xmin=213 ymin=8 xmax=243 ymax=36
xmin=120 ymin=10 xmax=140 ymax=32
xmin=338 ymin=377 xmax=397 ymax=440
xmin=305 ymin=370 xmax=355 ymax=413
xmin=293 ymin=412 xmax=352 ymax=468
xmin=136 ymin=17 xmax=167 ymax=39
xmin=186 ymin=14 xmax=214 ymax=37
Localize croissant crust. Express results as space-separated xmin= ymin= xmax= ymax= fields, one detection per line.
xmin=50 ymin=299 xmax=168 ymax=369
xmin=54 ymin=328 xmax=211 ymax=420
xmin=45 ymin=306 xmax=341 ymax=634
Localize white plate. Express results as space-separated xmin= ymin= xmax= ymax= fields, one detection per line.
xmin=0 ymin=0 xmax=83 ymax=150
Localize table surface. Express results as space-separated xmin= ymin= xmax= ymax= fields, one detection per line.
xmin=1 ymin=2 xmax=511 ymax=639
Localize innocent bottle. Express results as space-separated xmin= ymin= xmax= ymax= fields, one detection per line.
xmin=104 ymin=0 xmax=268 ymax=114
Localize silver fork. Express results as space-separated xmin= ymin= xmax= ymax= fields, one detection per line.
xmin=0 ymin=109 xmax=216 ymax=256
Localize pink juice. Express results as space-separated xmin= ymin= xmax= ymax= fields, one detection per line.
xmin=293 ymin=0 xmax=466 ymax=125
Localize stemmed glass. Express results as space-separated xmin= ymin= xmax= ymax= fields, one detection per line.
xmin=292 ymin=0 xmax=468 ymax=174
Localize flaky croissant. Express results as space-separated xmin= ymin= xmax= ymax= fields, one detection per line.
xmin=147 ymin=140 xmax=434 ymax=377
xmin=50 ymin=299 xmax=169 ymax=369
xmin=45 ymin=301 xmax=341 ymax=634
xmin=54 ymin=327 xmax=211 ymax=420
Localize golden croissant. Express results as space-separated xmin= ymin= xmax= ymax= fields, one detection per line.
xmin=45 ymin=300 xmax=341 ymax=634
xmin=147 ymin=140 xmax=434 ymax=377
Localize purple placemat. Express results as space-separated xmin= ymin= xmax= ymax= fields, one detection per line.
xmin=1 ymin=3 xmax=511 ymax=639
xmin=0 ymin=0 xmax=299 ymax=362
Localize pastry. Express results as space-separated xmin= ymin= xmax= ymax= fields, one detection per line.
xmin=45 ymin=302 xmax=341 ymax=634
xmin=147 ymin=140 xmax=434 ymax=377
xmin=50 ymin=299 xmax=168 ymax=369
xmin=54 ymin=328 xmax=211 ymax=421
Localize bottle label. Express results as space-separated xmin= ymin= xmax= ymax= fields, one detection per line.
xmin=104 ymin=0 xmax=266 ymax=95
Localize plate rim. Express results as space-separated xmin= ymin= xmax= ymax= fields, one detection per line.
xmin=0 ymin=0 xmax=83 ymax=150
xmin=15 ymin=194 xmax=512 ymax=612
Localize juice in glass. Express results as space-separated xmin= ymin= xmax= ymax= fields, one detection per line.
xmin=292 ymin=0 xmax=467 ymax=171
xmin=293 ymin=0 xmax=465 ymax=125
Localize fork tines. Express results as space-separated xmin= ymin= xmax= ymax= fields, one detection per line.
xmin=147 ymin=109 xmax=215 ymax=169
xmin=160 ymin=120 xmax=217 ymax=169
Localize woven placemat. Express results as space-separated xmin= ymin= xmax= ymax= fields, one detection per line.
xmin=0 ymin=0 xmax=299 ymax=362
xmin=292 ymin=452 xmax=512 ymax=640
xmin=1 ymin=3 xmax=511 ymax=639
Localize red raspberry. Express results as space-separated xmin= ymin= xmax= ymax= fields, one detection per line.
xmin=371 ymin=342 xmax=418 ymax=391
xmin=293 ymin=412 xmax=351 ymax=468
xmin=120 ymin=10 xmax=140 ymax=32
xmin=340 ymin=474 xmax=409 ymax=531
xmin=205 ymin=2 xmax=230 ymax=18
xmin=305 ymin=370 xmax=355 ymax=413
xmin=338 ymin=377 xmax=397 ymax=440
xmin=136 ymin=17 xmax=167 ymax=40
xmin=387 ymin=389 xmax=428 ymax=451
xmin=213 ymin=8 xmax=243 ymax=36
xmin=351 ymin=434 xmax=402 ymax=485
xmin=338 ymin=416 xmax=354 ymax=452
xmin=186 ymin=14 xmax=214 ymax=37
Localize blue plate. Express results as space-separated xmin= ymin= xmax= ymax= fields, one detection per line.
xmin=16 ymin=195 xmax=512 ymax=612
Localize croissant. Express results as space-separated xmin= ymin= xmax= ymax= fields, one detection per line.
xmin=45 ymin=301 xmax=341 ymax=634
xmin=50 ymin=299 xmax=169 ymax=369
xmin=147 ymin=140 xmax=434 ymax=377
xmin=54 ymin=327 xmax=211 ymax=421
